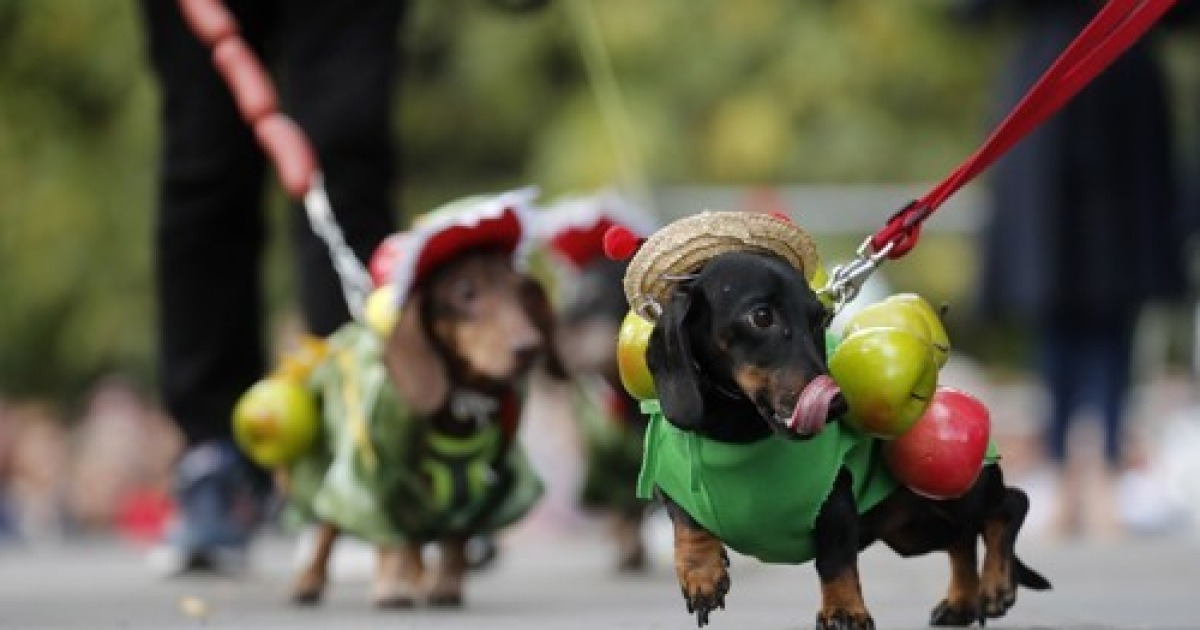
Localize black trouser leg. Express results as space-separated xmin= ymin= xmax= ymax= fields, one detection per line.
xmin=140 ymin=0 xmax=273 ymax=446
xmin=279 ymin=0 xmax=403 ymax=336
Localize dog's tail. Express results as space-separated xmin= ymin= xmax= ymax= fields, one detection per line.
xmin=1014 ymin=556 xmax=1051 ymax=591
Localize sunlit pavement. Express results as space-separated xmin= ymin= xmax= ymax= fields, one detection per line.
xmin=1 ymin=526 xmax=1197 ymax=630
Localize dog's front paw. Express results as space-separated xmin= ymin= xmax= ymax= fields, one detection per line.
xmin=815 ymin=608 xmax=875 ymax=630
xmin=289 ymin=571 xmax=326 ymax=606
xmin=979 ymin=574 xmax=1016 ymax=619
xmin=930 ymin=598 xmax=981 ymax=627
xmin=677 ymin=550 xmax=730 ymax=627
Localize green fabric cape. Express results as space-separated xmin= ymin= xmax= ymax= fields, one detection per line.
xmin=285 ymin=323 xmax=543 ymax=544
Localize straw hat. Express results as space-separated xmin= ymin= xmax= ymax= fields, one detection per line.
xmin=622 ymin=211 xmax=819 ymax=321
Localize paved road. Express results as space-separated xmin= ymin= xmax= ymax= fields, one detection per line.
xmin=1 ymin=529 xmax=1197 ymax=630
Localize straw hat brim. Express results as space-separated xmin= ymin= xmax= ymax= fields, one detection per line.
xmin=623 ymin=211 xmax=819 ymax=321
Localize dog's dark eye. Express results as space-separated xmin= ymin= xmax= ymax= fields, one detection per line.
xmin=455 ymin=279 xmax=478 ymax=303
xmin=748 ymin=306 xmax=774 ymax=329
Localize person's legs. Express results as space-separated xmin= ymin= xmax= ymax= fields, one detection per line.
xmin=278 ymin=0 xmax=404 ymax=336
xmin=1038 ymin=318 xmax=1085 ymax=538
xmin=1088 ymin=315 xmax=1135 ymax=470
xmin=1076 ymin=313 xmax=1137 ymax=540
xmin=139 ymin=0 xmax=275 ymax=570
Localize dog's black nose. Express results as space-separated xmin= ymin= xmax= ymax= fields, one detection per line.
xmin=513 ymin=346 xmax=540 ymax=373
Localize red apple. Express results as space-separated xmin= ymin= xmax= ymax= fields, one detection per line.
xmin=884 ymin=387 xmax=991 ymax=500
xmin=617 ymin=309 xmax=657 ymax=400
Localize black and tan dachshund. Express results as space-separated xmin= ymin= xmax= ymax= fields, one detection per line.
xmin=644 ymin=250 xmax=1050 ymax=629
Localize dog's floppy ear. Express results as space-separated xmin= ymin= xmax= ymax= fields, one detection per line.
xmin=520 ymin=278 xmax=569 ymax=380
xmin=384 ymin=290 xmax=449 ymax=415
xmin=646 ymin=286 xmax=705 ymax=429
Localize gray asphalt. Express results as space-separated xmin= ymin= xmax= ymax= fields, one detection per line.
xmin=1 ymin=530 xmax=1197 ymax=630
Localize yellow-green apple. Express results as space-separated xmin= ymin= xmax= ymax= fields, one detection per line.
xmin=884 ymin=387 xmax=991 ymax=499
xmin=842 ymin=300 xmax=932 ymax=345
xmin=884 ymin=293 xmax=950 ymax=367
xmin=808 ymin=265 xmax=833 ymax=309
xmin=617 ymin=309 xmax=657 ymax=400
xmin=828 ymin=326 xmax=938 ymax=438
xmin=364 ymin=283 xmax=400 ymax=338
xmin=233 ymin=377 xmax=320 ymax=467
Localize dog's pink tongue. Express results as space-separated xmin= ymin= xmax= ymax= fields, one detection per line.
xmin=787 ymin=375 xmax=840 ymax=435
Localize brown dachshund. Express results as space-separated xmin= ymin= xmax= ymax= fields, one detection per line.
xmin=288 ymin=249 xmax=564 ymax=608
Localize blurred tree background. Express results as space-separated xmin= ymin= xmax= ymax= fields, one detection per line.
xmin=0 ymin=0 xmax=1196 ymax=405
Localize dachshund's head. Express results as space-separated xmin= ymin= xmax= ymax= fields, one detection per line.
xmin=646 ymin=251 xmax=845 ymax=440
xmin=383 ymin=250 xmax=565 ymax=415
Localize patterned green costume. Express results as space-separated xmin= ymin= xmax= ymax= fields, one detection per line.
xmin=285 ymin=323 xmax=543 ymax=544
xmin=573 ymin=378 xmax=646 ymax=517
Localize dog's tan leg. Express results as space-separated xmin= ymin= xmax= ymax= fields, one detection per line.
xmin=372 ymin=544 xmax=424 ymax=608
xmin=980 ymin=517 xmax=1016 ymax=618
xmin=816 ymin=568 xmax=873 ymax=630
xmin=930 ymin=537 xmax=981 ymax=626
xmin=672 ymin=516 xmax=730 ymax=627
xmin=290 ymin=523 xmax=338 ymax=605
xmin=427 ymin=538 xmax=467 ymax=607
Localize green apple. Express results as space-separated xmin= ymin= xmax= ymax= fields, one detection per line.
xmin=884 ymin=293 xmax=950 ymax=368
xmin=808 ymin=264 xmax=833 ymax=309
xmin=233 ymin=377 xmax=320 ymax=467
xmin=843 ymin=300 xmax=932 ymax=345
xmin=617 ymin=309 xmax=657 ymax=400
xmin=828 ymin=326 xmax=938 ymax=439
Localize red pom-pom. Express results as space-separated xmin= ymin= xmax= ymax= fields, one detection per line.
xmin=603 ymin=225 xmax=641 ymax=261
xmin=768 ymin=210 xmax=793 ymax=224
xmin=369 ymin=234 xmax=404 ymax=287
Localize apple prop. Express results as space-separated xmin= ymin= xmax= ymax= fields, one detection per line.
xmin=364 ymin=283 xmax=400 ymax=337
xmin=828 ymin=327 xmax=938 ymax=438
xmin=233 ymin=377 xmax=320 ymax=467
xmin=617 ymin=309 xmax=657 ymax=400
xmin=843 ymin=295 xmax=951 ymax=369
xmin=884 ymin=387 xmax=991 ymax=499
xmin=884 ymin=293 xmax=950 ymax=368
xmin=843 ymin=300 xmax=932 ymax=343
xmin=809 ymin=265 xmax=833 ymax=309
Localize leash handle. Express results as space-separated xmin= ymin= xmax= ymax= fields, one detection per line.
xmin=177 ymin=0 xmax=373 ymax=319
xmin=868 ymin=0 xmax=1177 ymax=260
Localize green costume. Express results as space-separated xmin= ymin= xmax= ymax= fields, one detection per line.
xmin=286 ymin=323 xmax=543 ymax=544
xmin=637 ymin=399 xmax=898 ymax=564
xmin=636 ymin=327 xmax=1004 ymax=564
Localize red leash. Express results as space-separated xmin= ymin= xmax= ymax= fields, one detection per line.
xmin=869 ymin=0 xmax=1176 ymax=260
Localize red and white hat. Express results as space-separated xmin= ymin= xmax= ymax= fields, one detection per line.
xmin=538 ymin=190 xmax=656 ymax=269
xmin=368 ymin=187 xmax=538 ymax=306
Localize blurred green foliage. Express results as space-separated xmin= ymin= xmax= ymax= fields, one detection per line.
xmin=0 ymin=0 xmax=1193 ymax=402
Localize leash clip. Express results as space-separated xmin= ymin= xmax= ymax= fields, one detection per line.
xmin=820 ymin=236 xmax=893 ymax=314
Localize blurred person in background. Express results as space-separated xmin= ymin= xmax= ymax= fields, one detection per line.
xmin=964 ymin=0 xmax=1190 ymax=540
xmin=67 ymin=377 xmax=182 ymax=543
xmin=0 ymin=403 xmax=70 ymax=542
xmin=138 ymin=0 xmax=404 ymax=573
